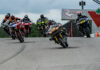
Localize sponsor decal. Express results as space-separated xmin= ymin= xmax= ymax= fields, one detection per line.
xmin=64 ymin=10 xmax=82 ymax=18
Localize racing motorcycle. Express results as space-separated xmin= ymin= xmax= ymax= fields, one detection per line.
xmin=22 ymin=22 xmax=32 ymax=37
xmin=9 ymin=22 xmax=24 ymax=43
xmin=46 ymin=24 xmax=68 ymax=48
xmin=38 ymin=21 xmax=48 ymax=37
xmin=77 ymin=17 xmax=91 ymax=38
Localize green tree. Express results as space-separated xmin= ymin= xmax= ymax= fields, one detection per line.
xmin=0 ymin=24 xmax=42 ymax=38
xmin=0 ymin=27 xmax=9 ymax=38
xmin=28 ymin=24 xmax=42 ymax=37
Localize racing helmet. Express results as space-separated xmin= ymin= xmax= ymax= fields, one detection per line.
xmin=11 ymin=15 xmax=15 ymax=20
xmin=7 ymin=13 xmax=10 ymax=17
xmin=24 ymin=15 xmax=28 ymax=18
xmin=77 ymin=12 xmax=82 ymax=17
xmin=5 ymin=13 xmax=10 ymax=19
xmin=40 ymin=14 xmax=44 ymax=18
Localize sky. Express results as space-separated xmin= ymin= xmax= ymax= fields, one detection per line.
xmin=0 ymin=0 xmax=100 ymax=25
xmin=0 ymin=0 xmax=99 ymax=13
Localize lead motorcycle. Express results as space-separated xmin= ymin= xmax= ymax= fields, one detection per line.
xmin=46 ymin=24 xmax=68 ymax=48
xmin=9 ymin=22 xmax=24 ymax=43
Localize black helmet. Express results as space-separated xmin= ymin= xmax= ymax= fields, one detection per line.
xmin=77 ymin=12 xmax=82 ymax=17
xmin=24 ymin=15 xmax=28 ymax=18
xmin=40 ymin=14 xmax=44 ymax=18
xmin=11 ymin=15 xmax=15 ymax=20
xmin=7 ymin=13 xmax=10 ymax=17
xmin=5 ymin=13 xmax=10 ymax=19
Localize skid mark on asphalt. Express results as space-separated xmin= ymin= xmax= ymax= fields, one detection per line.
xmin=8 ymin=41 xmax=36 ymax=44
xmin=0 ymin=44 xmax=26 ymax=65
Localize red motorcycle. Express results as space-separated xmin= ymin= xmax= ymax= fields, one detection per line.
xmin=22 ymin=22 xmax=32 ymax=37
xmin=9 ymin=22 xmax=24 ymax=43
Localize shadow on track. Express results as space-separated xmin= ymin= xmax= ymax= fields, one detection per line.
xmin=49 ymin=46 xmax=79 ymax=49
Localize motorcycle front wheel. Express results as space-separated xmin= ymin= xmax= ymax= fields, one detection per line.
xmin=58 ymin=38 xmax=68 ymax=48
xmin=16 ymin=31 xmax=24 ymax=43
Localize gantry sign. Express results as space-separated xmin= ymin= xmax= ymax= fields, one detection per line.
xmin=61 ymin=9 xmax=90 ymax=20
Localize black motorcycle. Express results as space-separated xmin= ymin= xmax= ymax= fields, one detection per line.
xmin=46 ymin=24 xmax=68 ymax=48
xmin=77 ymin=18 xmax=91 ymax=38
xmin=38 ymin=21 xmax=48 ymax=37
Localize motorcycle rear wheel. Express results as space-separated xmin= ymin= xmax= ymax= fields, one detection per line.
xmin=84 ymin=27 xmax=91 ymax=38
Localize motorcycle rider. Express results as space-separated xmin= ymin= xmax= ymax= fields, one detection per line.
xmin=37 ymin=14 xmax=49 ymax=36
xmin=76 ymin=13 xmax=90 ymax=36
xmin=8 ymin=15 xmax=21 ymax=38
xmin=22 ymin=15 xmax=32 ymax=34
xmin=76 ymin=13 xmax=87 ymax=22
xmin=9 ymin=15 xmax=21 ymax=23
xmin=9 ymin=15 xmax=21 ymax=32
xmin=2 ymin=13 xmax=11 ymax=24
xmin=1 ymin=13 xmax=11 ymax=35
xmin=22 ymin=15 xmax=31 ymax=23
xmin=37 ymin=14 xmax=48 ymax=30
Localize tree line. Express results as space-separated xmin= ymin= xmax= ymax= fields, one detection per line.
xmin=0 ymin=24 xmax=42 ymax=38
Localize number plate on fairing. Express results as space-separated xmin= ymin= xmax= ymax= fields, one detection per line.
xmin=80 ymin=20 xmax=86 ymax=24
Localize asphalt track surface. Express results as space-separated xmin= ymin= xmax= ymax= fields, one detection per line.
xmin=0 ymin=37 xmax=100 ymax=70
